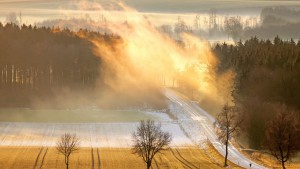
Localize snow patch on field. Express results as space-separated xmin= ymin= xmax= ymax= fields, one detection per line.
xmin=144 ymin=111 xmax=171 ymax=121
xmin=0 ymin=112 xmax=193 ymax=147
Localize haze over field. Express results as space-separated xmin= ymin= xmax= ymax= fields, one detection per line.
xmin=0 ymin=1 xmax=300 ymax=169
xmin=0 ymin=0 xmax=235 ymax=110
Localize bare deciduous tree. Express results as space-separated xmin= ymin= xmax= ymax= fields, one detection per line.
xmin=216 ymin=103 xmax=243 ymax=167
xmin=5 ymin=12 xmax=19 ymax=25
xmin=56 ymin=133 xmax=80 ymax=169
xmin=224 ymin=16 xmax=243 ymax=42
xmin=264 ymin=106 xmax=300 ymax=169
xmin=132 ymin=120 xmax=172 ymax=169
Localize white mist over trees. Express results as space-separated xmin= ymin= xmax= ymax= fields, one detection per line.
xmin=5 ymin=12 xmax=19 ymax=25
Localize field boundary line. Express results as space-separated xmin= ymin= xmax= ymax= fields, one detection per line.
xmin=153 ymin=158 xmax=159 ymax=169
xmin=0 ymin=123 xmax=11 ymax=145
xmin=33 ymin=147 xmax=43 ymax=169
xmin=39 ymin=147 xmax=48 ymax=169
xmin=160 ymin=153 xmax=175 ymax=169
xmin=175 ymin=148 xmax=199 ymax=169
xmin=91 ymin=147 xmax=94 ymax=169
xmin=170 ymin=149 xmax=193 ymax=169
xmin=96 ymin=148 xmax=101 ymax=169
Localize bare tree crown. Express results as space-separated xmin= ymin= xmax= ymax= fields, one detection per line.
xmin=56 ymin=133 xmax=80 ymax=169
xmin=216 ymin=103 xmax=243 ymax=167
xmin=264 ymin=106 xmax=299 ymax=169
xmin=132 ymin=120 xmax=172 ymax=169
xmin=57 ymin=133 xmax=80 ymax=156
xmin=216 ymin=104 xmax=243 ymax=143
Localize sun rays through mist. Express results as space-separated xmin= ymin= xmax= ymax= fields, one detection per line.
xmin=72 ymin=1 xmax=235 ymax=110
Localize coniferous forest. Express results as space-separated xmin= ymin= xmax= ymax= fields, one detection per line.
xmin=0 ymin=23 xmax=164 ymax=109
xmin=214 ymin=37 xmax=300 ymax=148
xmin=0 ymin=23 xmax=102 ymax=107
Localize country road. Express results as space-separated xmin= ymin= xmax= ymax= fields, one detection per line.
xmin=165 ymin=88 xmax=268 ymax=169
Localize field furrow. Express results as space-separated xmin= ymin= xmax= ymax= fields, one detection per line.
xmin=0 ymin=147 xmax=225 ymax=169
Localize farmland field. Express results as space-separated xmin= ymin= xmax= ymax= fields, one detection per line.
xmin=3 ymin=105 xmax=299 ymax=169
xmin=0 ymin=146 xmax=225 ymax=169
xmin=0 ymin=107 xmax=231 ymax=168
xmin=0 ymin=108 xmax=194 ymax=147
xmin=0 ymin=108 xmax=161 ymax=123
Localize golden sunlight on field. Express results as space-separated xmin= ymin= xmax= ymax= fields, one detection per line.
xmin=245 ymin=151 xmax=300 ymax=169
xmin=0 ymin=146 xmax=228 ymax=169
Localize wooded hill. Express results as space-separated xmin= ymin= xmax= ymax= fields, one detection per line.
xmin=214 ymin=37 xmax=300 ymax=148
xmin=0 ymin=23 xmax=102 ymax=107
xmin=0 ymin=23 xmax=165 ymax=109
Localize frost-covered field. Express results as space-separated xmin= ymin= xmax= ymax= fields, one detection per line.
xmin=0 ymin=109 xmax=164 ymax=123
xmin=0 ymin=111 xmax=194 ymax=147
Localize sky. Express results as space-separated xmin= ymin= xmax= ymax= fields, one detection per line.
xmin=0 ymin=0 xmax=300 ymax=26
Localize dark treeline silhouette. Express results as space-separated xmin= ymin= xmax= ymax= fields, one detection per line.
xmin=214 ymin=36 xmax=300 ymax=149
xmin=0 ymin=22 xmax=102 ymax=107
xmin=0 ymin=22 xmax=166 ymax=109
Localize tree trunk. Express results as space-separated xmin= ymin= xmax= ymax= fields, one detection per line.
xmin=12 ymin=65 xmax=16 ymax=87
xmin=224 ymin=134 xmax=229 ymax=167
xmin=224 ymin=143 xmax=228 ymax=166
xmin=0 ymin=64 xmax=3 ymax=89
xmin=65 ymin=156 xmax=69 ymax=169
xmin=7 ymin=64 xmax=12 ymax=88
xmin=281 ymin=160 xmax=285 ymax=169
xmin=146 ymin=161 xmax=151 ymax=169
xmin=279 ymin=147 xmax=286 ymax=169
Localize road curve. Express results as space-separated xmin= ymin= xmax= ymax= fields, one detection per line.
xmin=165 ymin=88 xmax=268 ymax=169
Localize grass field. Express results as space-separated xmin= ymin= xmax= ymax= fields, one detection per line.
xmin=243 ymin=151 xmax=300 ymax=169
xmin=0 ymin=108 xmax=162 ymax=123
xmin=0 ymin=146 xmax=225 ymax=169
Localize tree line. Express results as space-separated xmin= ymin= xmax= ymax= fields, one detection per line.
xmin=210 ymin=36 xmax=300 ymax=167
xmin=0 ymin=22 xmax=166 ymax=109
xmin=213 ymin=36 xmax=300 ymax=149
xmin=158 ymin=7 xmax=300 ymax=42
xmin=0 ymin=22 xmax=104 ymax=107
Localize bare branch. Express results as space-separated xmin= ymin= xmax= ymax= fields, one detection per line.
xmin=215 ymin=103 xmax=243 ymax=167
xmin=263 ymin=105 xmax=299 ymax=169
xmin=132 ymin=120 xmax=172 ymax=169
xmin=56 ymin=133 xmax=80 ymax=169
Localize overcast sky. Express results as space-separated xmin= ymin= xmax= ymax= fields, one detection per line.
xmin=1 ymin=0 xmax=300 ymax=13
xmin=0 ymin=0 xmax=300 ymax=26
